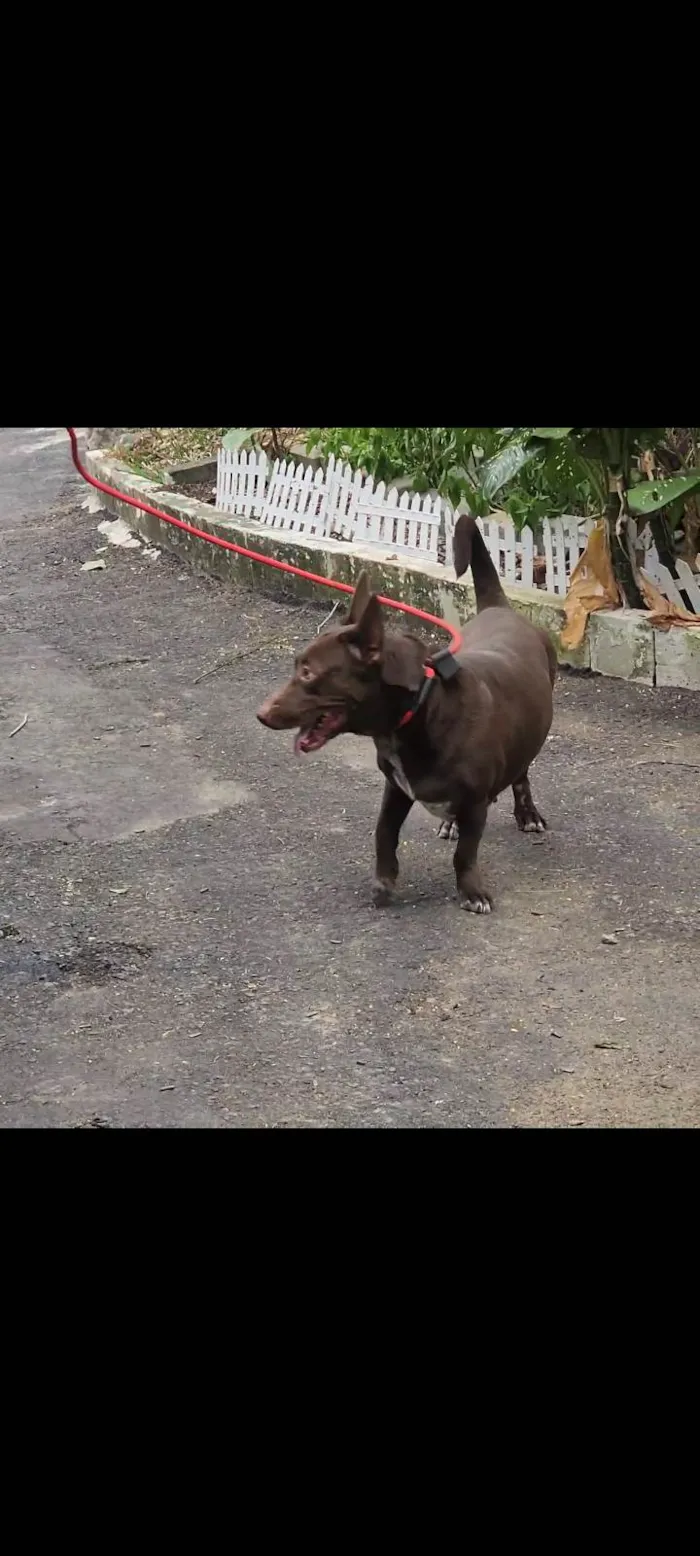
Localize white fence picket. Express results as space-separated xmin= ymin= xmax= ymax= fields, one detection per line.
xmin=519 ymin=524 xmax=534 ymax=589
xmin=384 ymin=485 xmax=401 ymax=546
xmin=215 ymin=447 xmax=228 ymax=511
xmin=675 ymin=560 xmax=700 ymax=613
xmin=544 ymin=518 xmax=565 ymax=596
xmin=308 ymin=466 xmax=329 ymax=535
xmin=251 ymin=449 xmax=270 ymax=517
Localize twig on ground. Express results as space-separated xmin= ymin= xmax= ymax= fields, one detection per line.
xmin=8 ymin=714 xmax=28 ymax=738
xmin=317 ymin=600 xmax=342 ymax=634
xmin=90 ymin=656 xmax=150 ymax=671
xmin=194 ymin=636 xmax=291 ymax=685
xmin=636 ymin=761 xmax=700 ymax=770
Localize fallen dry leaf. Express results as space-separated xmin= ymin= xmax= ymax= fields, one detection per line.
xmin=639 ymin=570 xmax=700 ymax=630
xmin=561 ymin=523 xmax=619 ymax=650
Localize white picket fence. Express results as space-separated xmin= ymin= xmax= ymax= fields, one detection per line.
xmin=215 ymin=448 xmax=600 ymax=598
xmin=216 ymin=447 xmax=269 ymax=518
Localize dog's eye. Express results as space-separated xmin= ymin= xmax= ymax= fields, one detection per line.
xmin=299 ymin=664 xmax=317 ymax=685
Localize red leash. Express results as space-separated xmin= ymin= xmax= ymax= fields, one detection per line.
xmin=66 ymin=429 xmax=462 ymax=657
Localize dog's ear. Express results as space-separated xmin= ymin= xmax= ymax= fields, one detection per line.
xmin=344 ymin=593 xmax=384 ymax=664
xmin=344 ymin=571 xmax=372 ymax=625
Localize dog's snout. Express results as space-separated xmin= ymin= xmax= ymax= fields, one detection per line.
xmin=257 ymin=697 xmax=279 ymax=728
xmin=257 ymin=691 xmax=294 ymax=729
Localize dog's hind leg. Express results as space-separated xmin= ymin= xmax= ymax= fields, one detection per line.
xmin=513 ymin=772 xmax=547 ymax=833
xmin=373 ymin=781 xmax=413 ymax=907
xmin=439 ymin=792 xmax=500 ymax=843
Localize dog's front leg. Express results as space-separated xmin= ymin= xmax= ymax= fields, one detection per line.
xmin=374 ymin=781 xmax=413 ymax=907
xmin=512 ymin=771 xmax=547 ymax=833
xmin=454 ymin=800 xmax=492 ymax=915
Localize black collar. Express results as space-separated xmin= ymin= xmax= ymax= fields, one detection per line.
xmin=396 ymin=667 xmax=436 ymax=730
xmin=394 ymin=647 xmax=460 ymax=732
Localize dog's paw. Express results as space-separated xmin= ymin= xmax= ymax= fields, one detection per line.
xmin=459 ymin=892 xmax=493 ymax=915
xmin=515 ymin=807 xmax=547 ymax=833
xmin=372 ymin=880 xmax=396 ymax=908
xmin=437 ymin=820 xmax=459 ymax=842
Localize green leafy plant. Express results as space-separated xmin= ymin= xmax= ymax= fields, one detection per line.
xmin=478 ymin=428 xmax=700 ymax=604
xmin=306 ymin=427 xmax=508 ymax=511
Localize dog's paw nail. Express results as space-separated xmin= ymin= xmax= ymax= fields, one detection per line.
xmin=460 ymin=896 xmax=493 ymax=915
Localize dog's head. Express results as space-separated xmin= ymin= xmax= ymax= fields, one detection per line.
xmin=257 ymin=573 xmax=385 ymax=754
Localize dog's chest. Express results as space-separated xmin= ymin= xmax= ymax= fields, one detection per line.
xmin=375 ymin=738 xmax=453 ymax=821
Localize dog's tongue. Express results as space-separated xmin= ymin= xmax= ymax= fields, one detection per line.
xmin=294 ymin=726 xmax=328 ymax=756
xmin=295 ymin=712 xmax=346 ymax=755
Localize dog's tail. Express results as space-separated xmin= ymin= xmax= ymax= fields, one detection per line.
xmin=453 ymin=513 xmax=509 ymax=611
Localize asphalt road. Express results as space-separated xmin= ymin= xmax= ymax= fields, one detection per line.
xmin=1 ymin=428 xmax=699 ymax=1128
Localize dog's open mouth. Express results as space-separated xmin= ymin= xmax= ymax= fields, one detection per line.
xmin=294 ymin=710 xmax=346 ymax=755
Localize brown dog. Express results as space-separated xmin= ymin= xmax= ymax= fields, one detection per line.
xmin=257 ymin=514 xmax=556 ymax=912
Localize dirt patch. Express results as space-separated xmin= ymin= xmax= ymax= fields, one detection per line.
xmin=56 ymin=941 xmax=152 ymax=986
xmin=1 ymin=937 xmax=151 ymax=989
xmin=161 ymin=479 xmax=216 ymax=506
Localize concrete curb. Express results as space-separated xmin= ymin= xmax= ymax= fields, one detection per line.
xmin=84 ymin=452 xmax=700 ymax=689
